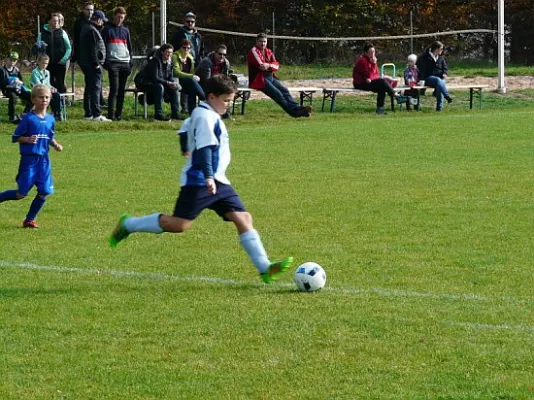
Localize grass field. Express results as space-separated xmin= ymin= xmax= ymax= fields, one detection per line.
xmin=1 ymin=96 xmax=533 ymax=399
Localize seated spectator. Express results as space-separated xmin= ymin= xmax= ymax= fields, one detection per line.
xmin=30 ymin=55 xmax=63 ymax=120
xmin=403 ymin=53 xmax=420 ymax=111
xmin=352 ymin=43 xmax=399 ymax=115
xmin=248 ymin=33 xmax=310 ymax=118
xmin=417 ymin=41 xmax=452 ymax=111
xmin=173 ymin=39 xmax=205 ymax=115
xmin=195 ymin=44 xmax=232 ymax=91
xmin=195 ymin=44 xmax=234 ymax=118
xmin=134 ymin=43 xmax=181 ymax=121
xmin=0 ymin=51 xmax=32 ymax=124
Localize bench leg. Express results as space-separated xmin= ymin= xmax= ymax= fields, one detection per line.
xmin=390 ymin=94 xmax=395 ymax=112
xmin=469 ymin=88 xmax=474 ymax=109
xmin=330 ymin=92 xmax=337 ymax=113
xmin=241 ymin=96 xmax=246 ymax=115
xmin=134 ymin=93 xmax=138 ymax=117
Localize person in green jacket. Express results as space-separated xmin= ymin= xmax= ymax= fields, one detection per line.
xmin=172 ymin=39 xmax=205 ymax=115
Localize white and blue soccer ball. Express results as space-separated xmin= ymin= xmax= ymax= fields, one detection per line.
xmin=294 ymin=262 xmax=326 ymax=292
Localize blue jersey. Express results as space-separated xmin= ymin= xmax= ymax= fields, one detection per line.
xmin=12 ymin=112 xmax=56 ymax=156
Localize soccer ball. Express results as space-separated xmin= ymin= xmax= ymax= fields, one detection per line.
xmin=294 ymin=262 xmax=326 ymax=292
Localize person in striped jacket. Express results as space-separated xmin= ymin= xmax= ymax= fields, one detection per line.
xmin=102 ymin=7 xmax=133 ymax=121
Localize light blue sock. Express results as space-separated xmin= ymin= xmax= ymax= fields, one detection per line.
xmin=0 ymin=190 xmax=19 ymax=203
xmin=124 ymin=213 xmax=163 ymax=234
xmin=239 ymin=229 xmax=270 ymax=273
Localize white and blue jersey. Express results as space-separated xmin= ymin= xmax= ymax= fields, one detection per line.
xmin=180 ymin=101 xmax=231 ymax=187
xmin=12 ymin=112 xmax=56 ymax=196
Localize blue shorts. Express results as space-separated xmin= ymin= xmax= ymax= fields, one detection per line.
xmin=173 ymin=182 xmax=246 ymax=221
xmin=16 ymin=154 xmax=54 ymax=196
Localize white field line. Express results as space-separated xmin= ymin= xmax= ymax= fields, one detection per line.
xmin=1 ymin=260 xmax=533 ymax=333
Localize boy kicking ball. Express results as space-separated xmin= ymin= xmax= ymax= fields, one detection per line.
xmin=0 ymin=84 xmax=63 ymax=228
xmin=109 ymin=75 xmax=292 ymax=283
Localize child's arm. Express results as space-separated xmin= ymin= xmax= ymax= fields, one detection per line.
xmin=50 ymin=139 xmax=63 ymax=152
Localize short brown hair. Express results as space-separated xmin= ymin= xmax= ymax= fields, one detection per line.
xmin=205 ymin=75 xmax=236 ymax=97
xmin=114 ymin=7 xmax=127 ymax=15
xmin=180 ymin=39 xmax=192 ymax=48
xmin=256 ymin=33 xmax=267 ymax=40
xmin=37 ymin=54 xmax=50 ymax=63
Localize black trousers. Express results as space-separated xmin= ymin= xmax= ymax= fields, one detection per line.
xmin=353 ymin=78 xmax=395 ymax=108
xmin=3 ymin=88 xmax=32 ymax=119
xmin=48 ymin=63 xmax=67 ymax=94
xmin=107 ymin=62 xmax=131 ymax=119
xmin=81 ymin=65 xmax=103 ymax=118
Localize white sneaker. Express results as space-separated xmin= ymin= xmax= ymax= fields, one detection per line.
xmin=92 ymin=115 xmax=111 ymax=122
xmin=83 ymin=116 xmax=93 ymax=120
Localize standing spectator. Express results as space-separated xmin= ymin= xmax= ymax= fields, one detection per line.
xmin=72 ymin=1 xmax=94 ymax=64
xmin=171 ymin=12 xmax=204 ymax=113
xmin=248 ymin=33 xmax=311 ymax=118
xmin=30 ymin=55 xmax=62 ymax=120
xmin=417 ymin=41 xmax=453 ymax=111
xmin=352 ymin=43 xmax=399 ymax=115
xmin=171 ymin=12 xmax=204 ymax=67
xmin=134 ymin=44 xmax=180 ymax=121
xmin=79 ymin=9 xmax=109 ymax=121
xmin=102 ymin=6 xmax=133 ymax=121
xmin=173 ymin=39 xmax=205 ymax=115
xmin=37 ymin=12 xmax=72 ymax=95
xmin=0 ymin=51 xmax=32 ymax=124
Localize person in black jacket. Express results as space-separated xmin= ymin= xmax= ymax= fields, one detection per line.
xmin=71 ymin=1 xmax=94 ymax=64
xmin=79 ymin=9 xmax=109 ymax=121
xmin=417 ymin=41 xmax=452 ymax=111
xmin=134 ymin=44 xmax=181 ymax=121
xmin=0 ymin=51 xmax=32 ymax=123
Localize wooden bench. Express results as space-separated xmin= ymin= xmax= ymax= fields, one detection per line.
xmin=322 ymin=88 xmax=397 ymax=113
xmin=406 ymin=85 xmax=489 ymax=110
xmin=125 ymin=88 xmax=148 ymax=119
xmin=232 ymin=87 xmax=324 ymax=115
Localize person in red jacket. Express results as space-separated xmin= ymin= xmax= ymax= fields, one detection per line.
xmin=247 ymin=33 xmax=310 ymax=118
xmin=352 ymin=43 xmax=398 ymax=114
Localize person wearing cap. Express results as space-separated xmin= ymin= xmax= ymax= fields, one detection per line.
xmin=171 ymin=11 xmax=204 ymax=114
xmin=79 ymin=9 xmax=110 ymax=121
xmin=0 ymin=51 xmax=33 ymax=123
xmin=102 ymin=6 xmax=133 ymax=121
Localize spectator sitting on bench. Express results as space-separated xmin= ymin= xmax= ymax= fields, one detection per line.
xmin=30 ymin=55 xmax=63 ymax=120
xmin=134 ymin=43 xmax=181 ymax=121
xmin=247 ymin=33 xmax=311 ymax=118
xmin=0 ymin=51 xmax=32 ymax=124
xmin=195 ymin=44 xmax=233 ymax=118
xmin=417 ymin=40 xmax=453 ymax=112
xmin=352 ymin=43 xmax=399 ymax=115
xmin=173 ymin=39 xmax=205 ymax=116
xmin=403 ymin=54 xmax=420 ymax=111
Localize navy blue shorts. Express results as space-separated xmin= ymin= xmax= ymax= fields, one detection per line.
xmin=173 ymin=182 xmax=246 ymax=221
xmin=16 ymin=154 xmax=54 ymax=196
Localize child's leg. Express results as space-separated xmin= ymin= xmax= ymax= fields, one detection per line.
xmin=226 ymin=211 xmax=270 ymax=274
xmin=124 ymin=213 xmax=192 ymax=234
xmin=0 ymin=190 xmax=24 ymax=203
xmin=25 ymin=194 xmax=47 ymax=222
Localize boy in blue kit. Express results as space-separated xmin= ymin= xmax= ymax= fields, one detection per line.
xmin=0 ymin=84 xmax=63 ymax=228
xmin=110 ymin=75 xmax=292 ymax=284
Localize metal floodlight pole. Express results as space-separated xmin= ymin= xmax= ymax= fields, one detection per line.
xmin=160 ymin=0 xmax=167 ymax=44
xmin=497 ymin=0 xmax=506 ymax=94
xmin=152 ymin=12 xmax=156 ymax=47
xmin=410 ymin=10 xmax=413 ymax=54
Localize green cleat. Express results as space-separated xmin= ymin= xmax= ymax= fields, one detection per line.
xmin=260 ymin=256 xmax=293 ymax=284
xmin=109 ymin=213 xmax=131 ymax=248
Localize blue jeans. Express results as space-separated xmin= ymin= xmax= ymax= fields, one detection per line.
xmin=179 ymin=78 xmax=205 ymax=115
xmin=261 ymin=76 xmax=300 ymax=117
xmin=424 ymin=76 xmax=450 ymax=111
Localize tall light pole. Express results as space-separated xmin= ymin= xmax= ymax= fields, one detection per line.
xmin=160 ymin=0 xmax=167 ymax=44
xmin=497 ymin=0 xmax=506 ymax=94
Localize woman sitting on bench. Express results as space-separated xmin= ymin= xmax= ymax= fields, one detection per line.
xmin=417 ymin=40 xmax=453 ymax=112
xmin=352 ymin=43 xmax=398 ymax=115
